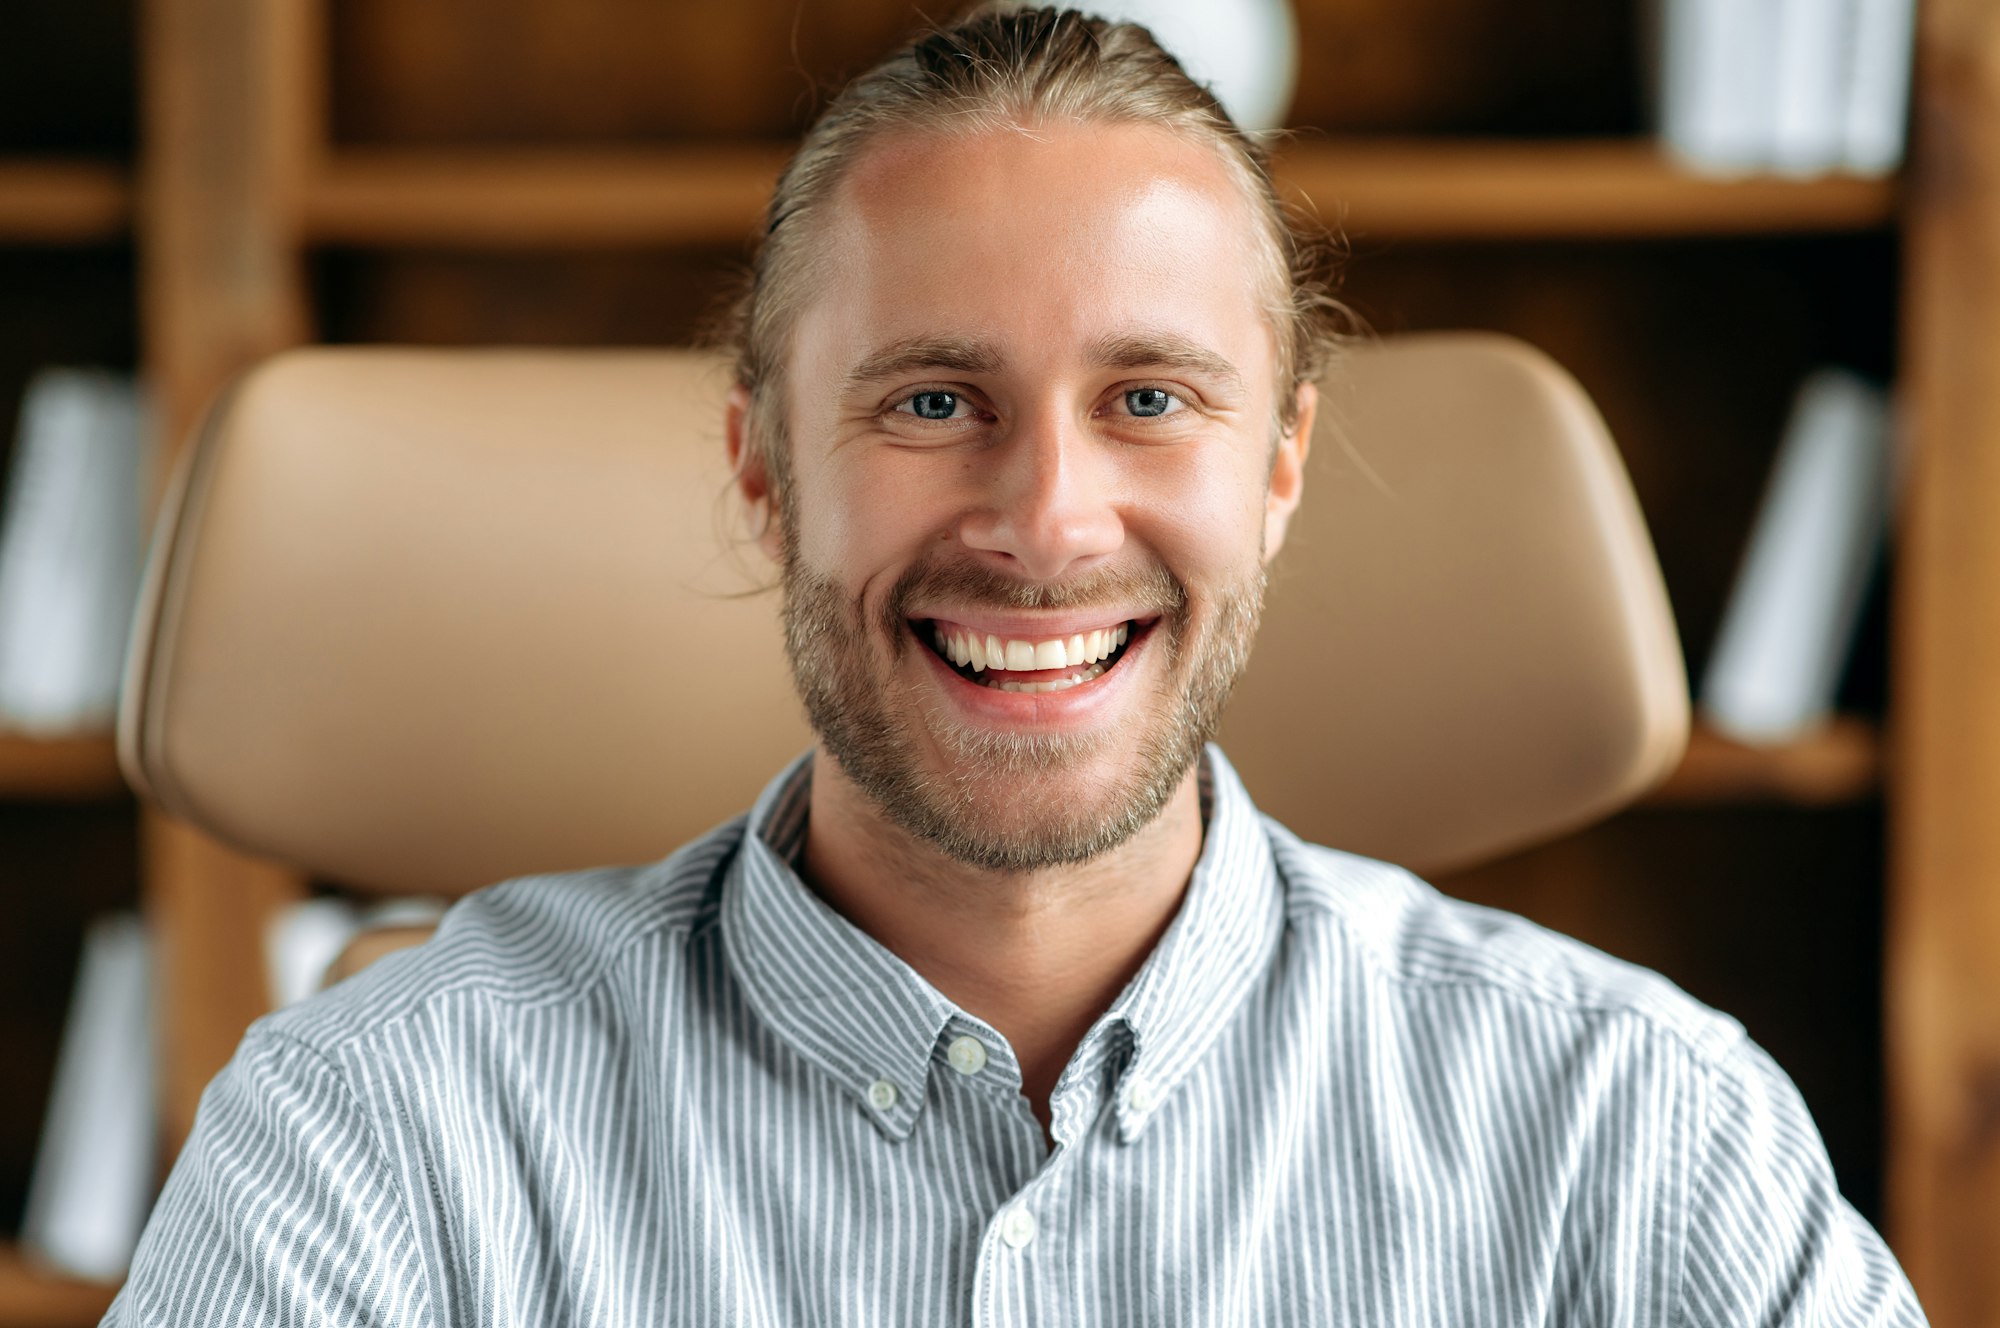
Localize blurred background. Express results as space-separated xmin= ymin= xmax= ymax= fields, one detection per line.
xmin=4 ymin=0 xmax=1994 ymax=1323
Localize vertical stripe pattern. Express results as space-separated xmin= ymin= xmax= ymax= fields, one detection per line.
xmin=107 ymin=748 xmax=1926 ymax=1326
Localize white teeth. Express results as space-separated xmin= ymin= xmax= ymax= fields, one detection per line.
xmin=933 ymin=622 xmax=1133 ymax=673
xmin=994 ymin=663 xmax=1107 ymax=693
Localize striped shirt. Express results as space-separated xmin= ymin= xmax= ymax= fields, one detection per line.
xmin=108 ymin=747 xmax=1925 ymax=1326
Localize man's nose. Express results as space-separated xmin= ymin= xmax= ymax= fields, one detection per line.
xmin=956 ymin=414 xmax=1124 ymax=582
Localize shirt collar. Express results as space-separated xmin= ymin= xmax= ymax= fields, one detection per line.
xmin=721 ymin=752 xmax=955 ymax=1141
xmin=1098 ymin=745 xmax=1283 ymax=1140
xmin=721 ymin=746 xmax=1282 ymax=1144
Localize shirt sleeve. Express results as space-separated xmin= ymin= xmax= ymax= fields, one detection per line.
xmin=1678 ymin=1033 xmax=1927 ymax=1326
xmin=103 ymin=1029 xmax=436 ymax=1328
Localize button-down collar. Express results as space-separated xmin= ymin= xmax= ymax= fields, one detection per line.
xmin=721 ymin=746 xmax=1283 ymax=1143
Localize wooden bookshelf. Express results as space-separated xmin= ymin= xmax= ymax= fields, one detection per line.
xmin=0 ymin=1246 xmax=116 ymax=1328
xmin=307 ymin=145 xmax=792 ymax=248
xmin=0 ymin=141 xmax=1888 ymax=253
xmin=297 ymin=139 xmax=1897 ymax=250
xmin=1649 ymin=716 xmax=1882 ymax=807
xmin=0 ymin=734 xmax=125 ymax=802
xmin=1274 ymin=138 xmax=1899 ymax=240
xmin=0 ymin=163 xmax=131 ymax=244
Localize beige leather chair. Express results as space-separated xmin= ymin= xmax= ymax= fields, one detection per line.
xmin=119 ymin=334 xmax=1687 ymax=979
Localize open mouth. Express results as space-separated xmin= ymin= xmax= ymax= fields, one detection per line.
xmin=917 ymin=619 xmax=1144 ymax=694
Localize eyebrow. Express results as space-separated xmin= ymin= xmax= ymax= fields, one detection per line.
xmin=840 ymin=330 xmax=1246 ymax=393
xmin=1087 ymin=333 xmax=1244 ymax=390
xmin=844 ymin=336 xmax=1005 ymax=391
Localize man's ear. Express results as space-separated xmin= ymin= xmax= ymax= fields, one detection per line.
xmin=1263 ymin=381 xmax=1315 ymax=562
xmin=725 ymin=383 xmax=785 ymax=563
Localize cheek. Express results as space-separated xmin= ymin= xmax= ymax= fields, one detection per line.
xmin=790 ymin=454 xmax=954 ymax=583
xmin=1128 ymin=446 xmax=1272 ymax=579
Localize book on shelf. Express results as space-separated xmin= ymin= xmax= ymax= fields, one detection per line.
xmin=267 ymin=895 xmax=450 ymax=1009
xmin=1700 ymin=368 xmax=1898 ymax=745
xmin=0 ymin=369 xmax=148 ymax=736
xmin=1653 ymin=0 xmax=1916 ymax=177
xmin=20 ymin=913 xmax=156 ymax=1282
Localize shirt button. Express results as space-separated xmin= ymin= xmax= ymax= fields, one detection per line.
xmin=1127 ymin=1078 xmax=1157 ymax=1113
xmin=999 ymin=1205 xmax=1037 ymax=1249
xmin=867 ymin=1079 xmax=899 ymax=1111
xmin=946 ymin=1035 xmax=989 ymax=1076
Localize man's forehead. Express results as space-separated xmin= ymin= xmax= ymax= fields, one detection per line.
xmin=830 ymin=119 xmax=1256 ymax=253
xmin=793 ymin=121 xmax=1279 ymax=389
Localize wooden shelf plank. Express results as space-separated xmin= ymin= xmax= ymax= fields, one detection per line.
xmin=1647 ymin=715 xmax=1882 ymax=807
xmin=0 ymin=732 xmax=125 ymax=801
xmin=1276 ymin=139 xmax=1899 ymax=240
xmin=0 ymin=162 xmax=132 ymax=244
xmin=298 ymin=139 xmax=1898 ymax=250
xmin=305 ymin=145 xmax=792 ymax=248
xmin=0 ymin=1245 xmax=118 ymax=1328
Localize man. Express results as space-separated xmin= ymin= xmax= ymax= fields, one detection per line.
xmin=111 ymin=8 xmax=1925 ymax=1325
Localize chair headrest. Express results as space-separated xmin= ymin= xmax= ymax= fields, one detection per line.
xmin=119 ymin=334 xmax=1686 ymax=891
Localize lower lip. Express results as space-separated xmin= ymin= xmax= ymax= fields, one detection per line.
xmin=912 ymin=623 xmax=1147 ymax=729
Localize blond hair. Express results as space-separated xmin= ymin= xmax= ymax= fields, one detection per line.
xmin=722 ymin=5 xmax=1346 ymax=500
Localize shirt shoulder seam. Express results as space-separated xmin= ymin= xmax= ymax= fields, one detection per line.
xmin=1282 ymin=869 xmax=1747 ymax=1069
xmin=289 ymin=840 xmax=737 ymax=1061
xmin=247 ymin=1027 xmax=444 ymax=1328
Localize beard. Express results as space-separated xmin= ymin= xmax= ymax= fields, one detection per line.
xmin=780 ymin=546 xmax=1265 ymax=872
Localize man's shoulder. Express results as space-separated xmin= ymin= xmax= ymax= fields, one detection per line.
xmin=256 ymin=814 xmax=749 ymax=1058
xmin=1266 ymin=817 xmax=1745 ymax=1067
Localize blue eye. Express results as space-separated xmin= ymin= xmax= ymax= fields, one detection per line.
xmin=903 ymin=391 xmax=960 ymax=420
xmin=1125 ymin=388 xmax=1177 ymax=417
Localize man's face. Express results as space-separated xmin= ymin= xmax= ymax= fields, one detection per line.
xmin=748 ymin=121 xmax=1310 ymax=871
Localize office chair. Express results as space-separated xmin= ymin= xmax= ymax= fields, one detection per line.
xmin=118 ymin=334 xmax=1688 ymax=982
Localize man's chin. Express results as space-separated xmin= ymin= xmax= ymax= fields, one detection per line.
xmin=858 ymin=723 xmax=1198 ymax=872
xmin=891 ymin=778 xmax=1175 ymax=873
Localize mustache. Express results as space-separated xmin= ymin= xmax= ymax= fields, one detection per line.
xmin=880 ymin=557 xmax=1186 ymax=642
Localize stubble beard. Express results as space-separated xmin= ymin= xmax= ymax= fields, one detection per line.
xmin=780 ymin=542 xmax=1265 ymax=873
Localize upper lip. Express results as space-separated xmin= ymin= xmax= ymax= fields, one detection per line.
xmin=913 ymin=611 xmax=1155 ymax=640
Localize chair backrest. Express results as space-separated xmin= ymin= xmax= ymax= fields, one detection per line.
xmin=118 ymin=333 xmax=1687 ymax=889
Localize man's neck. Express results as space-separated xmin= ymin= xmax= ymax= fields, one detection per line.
xmin=797 ymin=750 xmax=1206 ymax=1131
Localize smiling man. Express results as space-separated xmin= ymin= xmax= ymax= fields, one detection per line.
xmin=109 ymin=7 xmax=1924 ymax=1326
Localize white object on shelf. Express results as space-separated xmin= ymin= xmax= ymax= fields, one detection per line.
xmin=1657 ymin=0 xmax=1784 ymax=174
xmin=994 ymin=0 xmax=1298 ymax=133
xmin=0 ymin=370 xmax=147 ymax=734
xmin=267 ymin=895 xmax=450 ymax=1007
xmin=20 ymin=913 xmax=156 ymax=1283
xmin=1700 ymin=369 xmax=1895 ymax=744
xmin=1771 ymin=0 xmax=1855 ymax=176
xmin=1842 ymin=0 xmax=1918 ymax=174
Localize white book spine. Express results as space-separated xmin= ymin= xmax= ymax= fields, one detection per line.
xmin=20 ymin=914 xmax=157 ymax=1282
xmin=1842 ymin=0 xmax=1918 ymax=174
xmin=1659 ymin=0 xmax=1785 ymax=174
xmin=1700 ymin=369 xmax=1894 ymax=743
xmin=0 ymin=370 xmax=147 ymax=734
xmin=1772 ymin=0 xmax=1855 ymax=176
